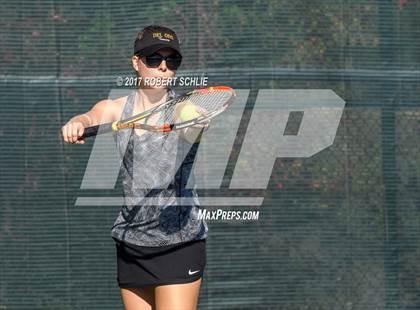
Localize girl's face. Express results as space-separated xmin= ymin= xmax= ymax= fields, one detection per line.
xmin=132 ymin=47 xmax=179 ymax=89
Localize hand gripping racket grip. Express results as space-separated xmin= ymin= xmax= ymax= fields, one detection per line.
xmin=81 ymin=122 xmax=113 ymax=138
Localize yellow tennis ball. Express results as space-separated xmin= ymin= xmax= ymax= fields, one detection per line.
xmin=180 ymin=104 xmax=200 ymax=121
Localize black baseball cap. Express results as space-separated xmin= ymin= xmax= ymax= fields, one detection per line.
xmin=134 ymin=25 xmax=182 ymax=57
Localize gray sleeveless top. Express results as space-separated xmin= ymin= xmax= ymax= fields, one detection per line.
xmin=110 ymin=89 xmax=208 ymax=247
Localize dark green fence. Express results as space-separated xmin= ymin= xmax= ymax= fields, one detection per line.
xmin=1 ymin=1 xmax=419 ymax=309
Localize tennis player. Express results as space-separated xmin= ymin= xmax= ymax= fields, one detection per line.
xmin=61 ymin=25 xmax=208 ymax=310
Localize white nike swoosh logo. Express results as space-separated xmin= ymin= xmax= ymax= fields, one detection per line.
xmin=188 ymin=269 xmax=200 ymax=275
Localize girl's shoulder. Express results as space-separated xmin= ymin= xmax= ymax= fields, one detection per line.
xmin=167 ymin=87 xmax=178 ymax=100
xmin=112 ymin=95 xmax=130 ymax=121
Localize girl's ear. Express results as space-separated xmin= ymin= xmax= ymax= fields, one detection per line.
xmin=131 ymin=55 xmax=140 ymax=73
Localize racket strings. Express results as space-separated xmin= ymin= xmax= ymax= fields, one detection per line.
xmin=159 ymin=104 xmax=177 ymax=125
xmin=187 ymin=91 xmax=231 ymax=113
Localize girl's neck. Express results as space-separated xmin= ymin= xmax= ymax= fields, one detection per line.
xmin=135 ymin=87 xmax=168 ymax=111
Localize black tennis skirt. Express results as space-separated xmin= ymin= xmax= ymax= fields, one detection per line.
xmin=113 ymin=237 xmax=206 ymax=288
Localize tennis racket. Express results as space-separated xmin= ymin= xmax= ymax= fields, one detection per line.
xmin=81 ymin=85 xmax=235 ymax=138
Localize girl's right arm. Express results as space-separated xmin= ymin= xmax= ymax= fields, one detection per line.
xmin=61 ymin=99 xmax=118 ymax=144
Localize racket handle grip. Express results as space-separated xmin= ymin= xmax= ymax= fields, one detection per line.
xmin=82 ymin=123 xmax=113 ymax=138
